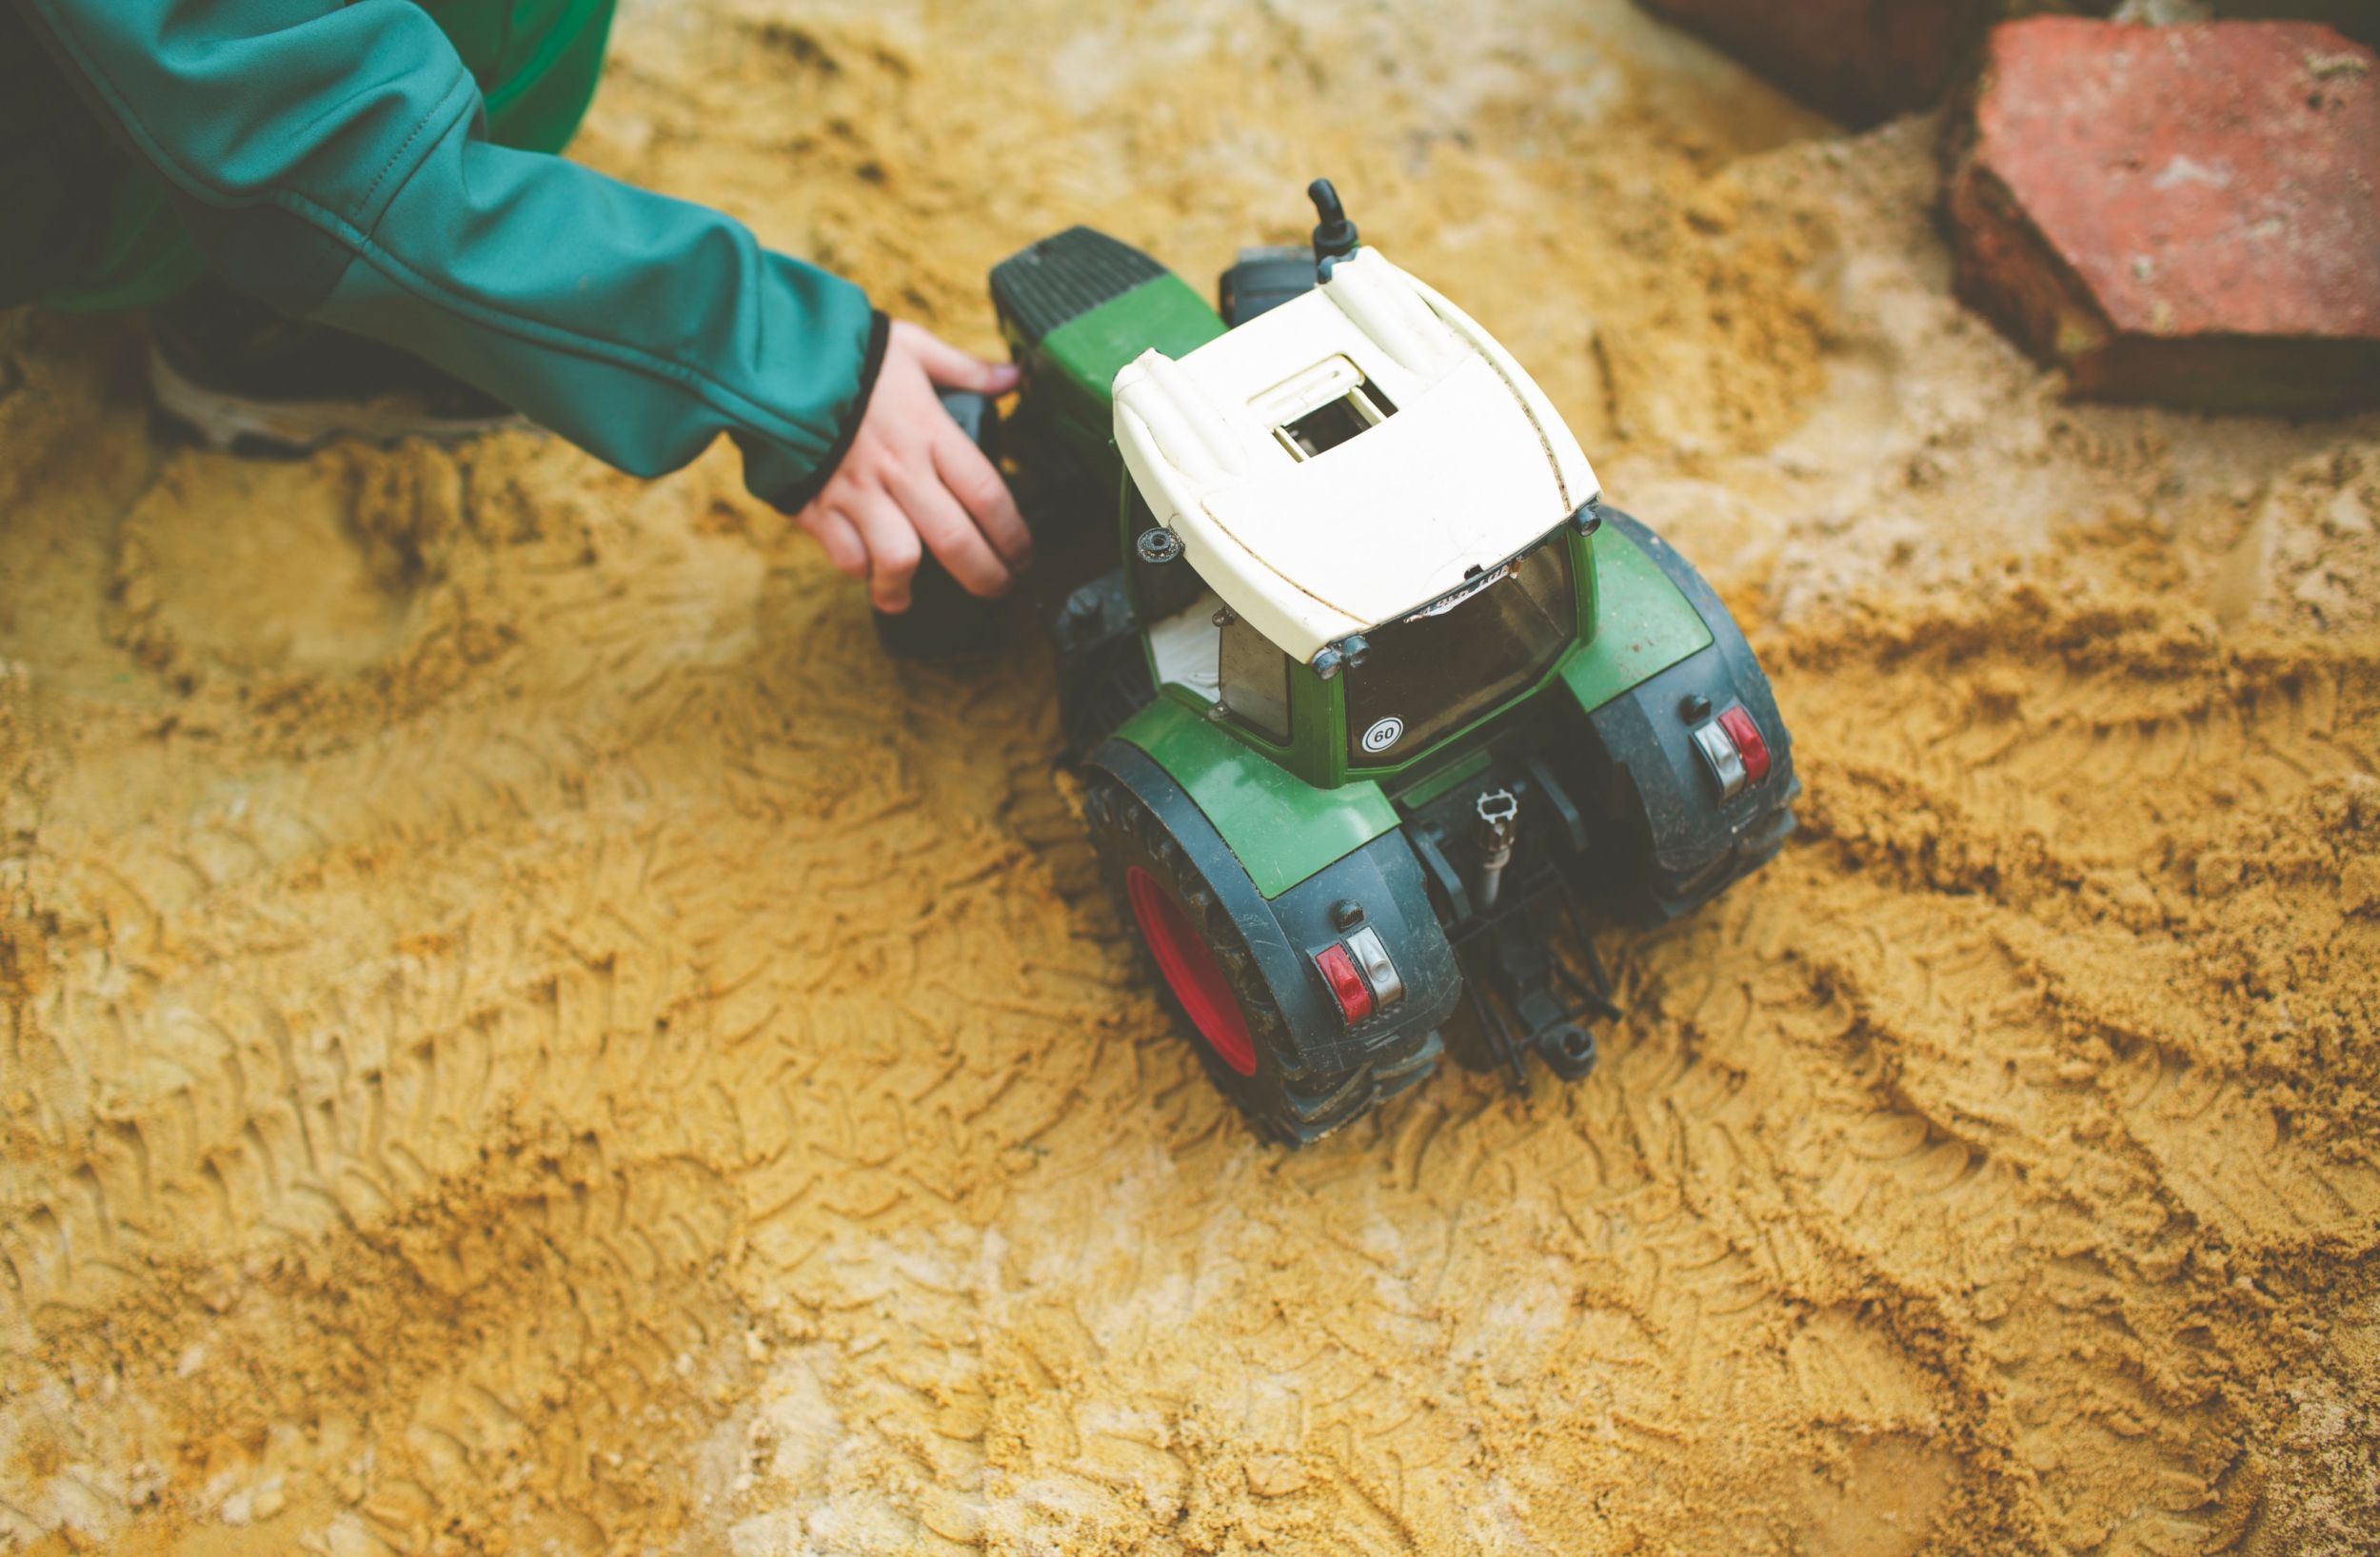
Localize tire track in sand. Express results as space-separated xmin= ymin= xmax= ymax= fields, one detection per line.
xmin=5 ymin=6 xmax=2379 ymax=1549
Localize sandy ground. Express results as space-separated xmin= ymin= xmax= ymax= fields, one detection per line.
xmin=4 ymin=1 xmax=2379 ymax=1552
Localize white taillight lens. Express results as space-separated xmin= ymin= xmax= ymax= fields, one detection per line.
xmin=1343 ymin=926 xmax=1403 ymax=1009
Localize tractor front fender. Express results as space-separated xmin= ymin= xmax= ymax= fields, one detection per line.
xmin=1089 ymin=738 xmax=1460 ymax=1080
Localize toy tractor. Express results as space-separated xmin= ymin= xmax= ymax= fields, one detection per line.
xmin=891 ymin=182 xmax=1798 ymax=1145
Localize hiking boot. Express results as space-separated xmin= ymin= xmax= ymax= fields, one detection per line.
xmin=147 ymin=283 xmax=525 ymax=453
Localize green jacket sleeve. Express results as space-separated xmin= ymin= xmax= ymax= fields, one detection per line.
xmin=15 ymin=0 xmax=885 ymax=509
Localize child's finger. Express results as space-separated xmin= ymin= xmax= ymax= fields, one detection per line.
xmin=801 ymin=508 xmax=868 ymax=580
xmin=901 ymin=322 xmax=1021 ymax=395
xmin=888 ymin=463 xmax=1011 ymax=599
xmin=847 ymin=491 xmax=923 ymax=612
xmin=930 ymin=426 xmax=1032 ymax=569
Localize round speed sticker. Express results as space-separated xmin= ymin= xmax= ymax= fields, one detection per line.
xmin=1360 ymin=717 xmax=1404 ymax=755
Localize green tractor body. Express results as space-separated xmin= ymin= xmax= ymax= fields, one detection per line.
xmin=902 ymin=186 xmax=1798 ymax=1144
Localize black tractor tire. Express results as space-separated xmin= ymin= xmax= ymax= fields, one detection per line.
xmin=873 ymin=388 xmax=1009 ymax=659
xmin=1058 ymin=630 xmax=1157 ymax=760
xmin=1045 ymin=565 xmax=1157 ymax=761
xmin=1618 ymin=788 xmax=1798 ymax=925
xmin=1081 ymin=769 xmax=1441 ymax=1147
xmin=1581 ymin=512 xmax=1801 ymax=928
xmin=1218 ymin=246 xmax=1319 ymax=326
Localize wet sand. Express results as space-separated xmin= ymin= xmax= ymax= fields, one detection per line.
xmin=3 ymin=1 xmax=2377 ymax=1551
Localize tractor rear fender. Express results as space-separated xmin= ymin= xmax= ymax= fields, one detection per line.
xmin=1090 ymin=739 xmax=1461 ymax=1080
xmin=1559 ymin=512 xmax=1797 ymax=901
xmin=1112 ymin=695 xmax=1400 ymax=898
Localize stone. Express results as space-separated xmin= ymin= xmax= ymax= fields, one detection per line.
xmin=2328 ymin=487 xmax=2372 ymax=535
xmin=2343 ymin=855 xmax=2380 ymax=917
xmin=1637 ymin=0 xmax=2000 ymax=127
xmin=1947 ymin=18 xmax=2380 ymax=411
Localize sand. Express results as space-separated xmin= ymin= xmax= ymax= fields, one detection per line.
xmin=3 ymin=1 xmax=2377 ymax=1552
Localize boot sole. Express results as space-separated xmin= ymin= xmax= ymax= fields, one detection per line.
xmin=148 ymin=343 xmax=526 ymax=454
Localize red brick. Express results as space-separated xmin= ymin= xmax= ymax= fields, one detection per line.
xmin=1639 ymin=0 xmax=1999 ymax=127
xmin=1948 ymin=17 xmax=2380 ymax=411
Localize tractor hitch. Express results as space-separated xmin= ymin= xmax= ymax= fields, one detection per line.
xmin=1473 ymin=788 xmax=1518 ymax=912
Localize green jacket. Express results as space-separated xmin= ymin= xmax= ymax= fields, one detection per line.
xmin=10 ymin=0 xmax=884 ymax=509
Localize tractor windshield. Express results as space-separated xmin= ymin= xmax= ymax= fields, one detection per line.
xmin=1342 ymin=528 xmax=1574 ymax=765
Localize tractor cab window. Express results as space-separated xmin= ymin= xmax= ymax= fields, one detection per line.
xmin=1343 ymin=528 xmax=1573 ymax=765
xmin=1273 ymin=380 xmax=1394 ymax=460
xmin=1218 ymin=611 xmax=1292 ymax=744
xmin=1254 ymin=355 xmax=1397 ymax=463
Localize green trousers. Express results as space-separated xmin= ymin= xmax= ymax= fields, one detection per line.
xmin=3 ymin=0 xmax=616 ymax=310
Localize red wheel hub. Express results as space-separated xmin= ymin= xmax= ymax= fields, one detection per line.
xmin=1125 ymin=866 xmax=1257 ymax=1076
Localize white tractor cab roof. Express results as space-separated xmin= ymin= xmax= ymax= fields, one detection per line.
xmin=1112 ymin=246 xmax=1599 ymax=667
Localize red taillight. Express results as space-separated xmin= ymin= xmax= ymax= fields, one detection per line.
xmin=1313 ymin=943 xmax=1375 ymax=1024
xmin=1716 ymin=705 xmax=1770 ymax=782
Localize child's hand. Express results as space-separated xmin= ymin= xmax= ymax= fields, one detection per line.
xmin=792 ymin=321 xmax=1031 ymax=612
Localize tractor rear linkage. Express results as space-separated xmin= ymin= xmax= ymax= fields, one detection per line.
xmin=1408 ymin=762 xmax=1621 ymax=1092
